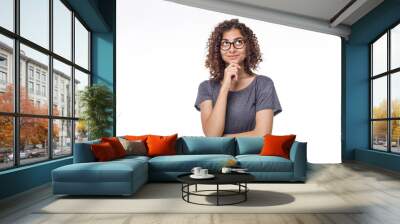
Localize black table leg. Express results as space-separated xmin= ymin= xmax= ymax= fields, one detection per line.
xmin=217 ymin=184 xmax=219 ymax=206
xmin=195 ymin=184 xmax=197 ymax=192
xmin=245 ymin=183 xmax=247 ymax=201
xmin=187 ymin=184 xmax=190 ymax=202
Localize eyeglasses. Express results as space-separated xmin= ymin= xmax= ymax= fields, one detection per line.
xmin=220 ymin=38 xmax=246 ymax=51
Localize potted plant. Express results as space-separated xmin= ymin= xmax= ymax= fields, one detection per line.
xmin=79 ymin=84 xmax=114 ymax=140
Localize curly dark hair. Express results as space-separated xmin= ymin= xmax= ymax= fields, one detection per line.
xmin=205 ymin=19 xmax=262 ymax=81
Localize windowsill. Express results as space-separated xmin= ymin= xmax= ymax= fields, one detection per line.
xmin=355 ymin=148 xmax=400 ymax=172
xmin=0 ymin=156 xmax=72 ymax=175
xmin=357 ymin=148 xmax=400 ymax=156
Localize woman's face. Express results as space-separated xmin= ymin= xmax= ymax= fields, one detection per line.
xmin=220 ymin=28 xmax=247 ymax=65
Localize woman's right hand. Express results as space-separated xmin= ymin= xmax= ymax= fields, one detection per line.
xmin=221 ymin=63 xmax=240 ymax=90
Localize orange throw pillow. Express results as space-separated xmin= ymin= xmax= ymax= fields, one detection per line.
xmin=124 ymin=135 xmax=149 ymax=141
xmin=101 ymin=137 xmax=127 ymax=158
xmin=259 ymin=134 xmax=296 ymax=159
xmin=146 ymin=134 xmax=178 ymax=157
xmin=124 ymin=135 xmax=149 ymax=149
xmin=91 ymin=142 xmax=117 ymax=161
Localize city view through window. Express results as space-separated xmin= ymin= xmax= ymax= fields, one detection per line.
xmin=371 ymin=23 xmax=400 ymax=153
xmin=0 ymin=0 xmax=90 ymax=170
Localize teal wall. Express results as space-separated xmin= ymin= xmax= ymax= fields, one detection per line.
xmin=0 ymin=0 xmax=115 ymax=200
xmin=0 ymin=158 xmax=72 ymax=199
xmin=343 ymin=0 xmax=400 ymax=171
xmin=91 ymin=0 xmax=116 ymax=135
xmin=91 ymin=32 xmax=115 ymax=135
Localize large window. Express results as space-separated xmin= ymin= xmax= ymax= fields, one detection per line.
xmin=0 ymin=0 xmax=91 ymax=171
xmin=371 ymin=22 xmax=400 ymax=154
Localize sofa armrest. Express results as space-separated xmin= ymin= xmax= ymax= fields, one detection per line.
xmin=289 ymin=141 xmax=307 ymax=181
xmin=73 ymin=140 xmax=100 ymax=163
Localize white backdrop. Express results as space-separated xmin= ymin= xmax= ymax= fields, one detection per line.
xmin=116 ymin=0 xmax=341 ymax=163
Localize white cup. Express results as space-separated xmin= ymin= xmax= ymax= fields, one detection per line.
xmin=200 ymin=169 xmax=208 ymax=176
xmin=221 ymin=167 xmax=232 ymax=174
xmin=191 ymin=167 xmax=202 ymax=176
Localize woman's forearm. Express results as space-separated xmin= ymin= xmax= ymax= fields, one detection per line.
xmin=203 ymin=86 xmax=230 ymax=136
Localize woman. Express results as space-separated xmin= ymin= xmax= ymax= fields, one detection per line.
xmin=194 ymin=19 xmax=282 ymax=137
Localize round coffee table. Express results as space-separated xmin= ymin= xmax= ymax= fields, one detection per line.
xmin=177 ymin=172 xmax=255 ymax=206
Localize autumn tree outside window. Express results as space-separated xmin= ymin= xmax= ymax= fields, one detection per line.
xmin=370 ymin=22 xmax=400 ymax=154
xmin=0 ymin=0 xmax=91 ymax=170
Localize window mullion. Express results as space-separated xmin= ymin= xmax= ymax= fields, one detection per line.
xmin=388 ymin=30 xmax=391 ymax=153
xmin=49 ymin=0 xmax=53 ymax=160
xmin=370 ymin=45 xmax=373 ymax=149
xmin=13 ymin=0 xmax=20 ymax=167
xmin=71 ymin=10 xmax=76 ymax=155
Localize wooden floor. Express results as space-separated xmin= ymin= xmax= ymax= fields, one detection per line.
xmin=1 ymin=162 xmax=400 ymax=224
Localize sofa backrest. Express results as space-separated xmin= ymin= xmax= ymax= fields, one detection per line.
xmin=73 ymin=139 xmax=100 ymax=163
xmin=235 ymin=137 xmax=264 ymax=155
xmin=176 ymin=136 xmax=236 ymax=155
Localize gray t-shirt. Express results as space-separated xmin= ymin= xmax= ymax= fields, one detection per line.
xmin=194 ymin=74 xmax=282 ymax=135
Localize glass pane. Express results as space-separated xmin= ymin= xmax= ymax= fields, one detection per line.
xmin=20 ymin=117 xmax=49 ymax=165
xmin=391 ymin=120 xmax=400 ymax=153
xmin=53 ymin=0 xmax=72 ymax=60
xmin=391 ymin=72 xmax=400 ymax=117
xmin=20 ymin=44 xmax=49 ymax=115
xmin=53 ymin=59 xmax=72 ymax=117
xmin=74 ymin=69 xmax=89 ymax=118
xmin=392 ymin=24 xmax=400 ymax=70
xmin=0 ymin=116 xmax=13 ymax=170
xmin=372 ymin=33 xmax=387 ymax=76
xmin=74 ymin=17 xmax=89 ymax=69
xmin=372 ymin=77 xmax=387 ymax=119
xmin=75 ymin=120 xmax=88 ymax=143
xmin=0 ymin=0 xmax=13 ymax=31
xmin=20 ymin=0 xmax=49 ymax=49
xmin=53 ymin=119 xmax=72 ymax=157
xmin=372 ymin=121 xmax=388 ymax=151
xmin=0 ymin=34 xmax=14 ymax=112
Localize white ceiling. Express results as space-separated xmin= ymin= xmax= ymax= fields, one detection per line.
xmin=165 ymin=0 xmax=384 ymax=39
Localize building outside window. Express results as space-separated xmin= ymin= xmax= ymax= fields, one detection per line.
xmin=35 ymin=70 xmax=40 ymax=81
xmin=370 ymin=23 xmax=400 ymax=154
xmin=41 ymin=73 xmax=46 ymax=83
xmin=0 ymin=0 xmax=91 ymax=170
xmin=28 ymin=81 xmax=34 ymax=94
xmin=35 ymin=83 xmax=40 ymax=95
xmin=29 ymin=66 xmax=34 ymax=79
xmin=0 ymin=71 xmax=6 ymax=84
xmin=42 ymin=85 xmax=46 ymax=97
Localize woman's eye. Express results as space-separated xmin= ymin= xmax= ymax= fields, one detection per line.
xmin=235 ymin=39 xmax=243 ymax=45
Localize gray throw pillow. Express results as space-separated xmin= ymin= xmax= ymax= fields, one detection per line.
xmin=118 ymin=137 xmax=147 ymax=156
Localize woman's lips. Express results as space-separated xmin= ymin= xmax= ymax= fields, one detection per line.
xmin=228 ymin=55 xmax=239 ymax=58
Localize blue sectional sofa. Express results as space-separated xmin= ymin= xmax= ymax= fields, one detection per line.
xmin=52 ymin=136 xmax=307 ymax=196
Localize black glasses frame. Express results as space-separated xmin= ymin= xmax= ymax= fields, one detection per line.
xmin=220 ymin=39 xmax=246 ymax=51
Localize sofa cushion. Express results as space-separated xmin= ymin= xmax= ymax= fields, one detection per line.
xmin=52 ymin=159 xmax=147 ymax=183
xmin=235 ymin=137 xmax=264 ymax=155
xmin=260 ymin=134 xmax=296 ymax=159
xmin=148 ymin=154 xmax=235 ymax=172
xmin=177 ymin=136 xmax=235 ymax=155
xmin=115 ymin=155 xmax=150 ymax=163
xmin=118 ymin=138 xmax=147 ymax=156
xmin=236 ymin=155 xmax=293 ymax=172
xmin=91 ymin=142 xmax=118 ymax=161
xmin=147 ymin=134 xmax=178 ymax=157
xmin=101 ymin=137 xmax=127 ymax=158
